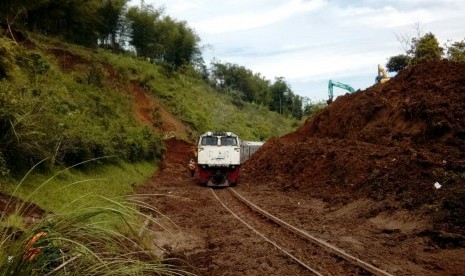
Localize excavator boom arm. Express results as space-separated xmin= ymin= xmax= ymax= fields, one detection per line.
xmin=328 ymin=80 xmax=355 ymax=101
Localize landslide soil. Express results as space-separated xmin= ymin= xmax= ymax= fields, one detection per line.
xmin=137 ymin=60 xmax=465 ymax=275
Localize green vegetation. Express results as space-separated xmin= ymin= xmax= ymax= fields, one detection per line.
xmin=5 ymin=161 xmax=157 ymax=212
xmin=209 ymin=63 xmax=305 ymax=120
xmin=1 ymin=0 xmax=309 ymax=121
xmin=303 ymin=101 xmax=327 ymax=118
xmin=0 ymin=24 xmax=300 ymax=178
xmin=126 ymin=5 xmax=201 ymax=69
xmin=0 ymin=160 xmax=185 ymax=275
xmin=100 ymin=50 xmax=299 ymax=141
xmin=0 ymin=36 xmax=164 ymax=177
xmin=446 ymin=39 xmax=465 ymax=61
xmin=387 ymin=30 xmax=465 ymax=72
xmin=1 ymin=0 xmax=201 ymax=69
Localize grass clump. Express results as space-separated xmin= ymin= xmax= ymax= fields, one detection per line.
xmin=0 ymin=161 xmax=188 ymax=275
xmin=1 ymin=196 xmax=186 ymax=275
xmin=6 ymin=160 xmax=157 ymax=212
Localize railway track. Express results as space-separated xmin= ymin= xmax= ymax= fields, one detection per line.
xmin=211 ymin=188 xmax=393 ymax=276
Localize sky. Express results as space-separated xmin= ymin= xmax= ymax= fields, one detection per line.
xmin=130 ymin=0 xmax=465 ymax=102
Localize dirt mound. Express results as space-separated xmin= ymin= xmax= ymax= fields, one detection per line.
xmin=241 ymin=60 xmax=465 ymax=233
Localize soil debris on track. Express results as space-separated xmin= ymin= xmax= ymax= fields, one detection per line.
xmin=136 ymin=139 xmax=311 ymax=275
xmin=239 ymin=60 xmax=465 ymax=275
xmin=137 ymin=60 xmax=465 ymax=275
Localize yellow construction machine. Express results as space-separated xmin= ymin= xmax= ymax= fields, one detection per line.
xmin=375 ymin=64 xmax=390 ymax=84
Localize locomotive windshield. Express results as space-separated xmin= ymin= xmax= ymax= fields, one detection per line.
xmin=200 ymin=135 xmax=237 ymax=146
xmin=201 ymin=136 xmax=218 ymax=145
xmin=220 ymin=137 xmax=237 ymax=146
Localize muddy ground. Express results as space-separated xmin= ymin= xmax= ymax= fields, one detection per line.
xmin=136 ymin=137 xmax=465 ymax=275
xmin=137 ymin=60 xmax=465 ymax=275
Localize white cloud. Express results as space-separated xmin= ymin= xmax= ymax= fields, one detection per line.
xmin=133 ymin=0 xmax=465 ymax=99
xmin=193 ymin=0 xmax=325 ymax=34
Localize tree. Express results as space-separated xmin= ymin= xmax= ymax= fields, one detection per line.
xmin=410 ymin=32 xmax=443 ymax=64
xmin=0 ymin=0 xmax=44 ymax=42
xmin=126 ymin=5 xmax=161 ymax=58
xmin=1 ymin=0 xmax=129 ymax=48
xmin=97 ymin=0 xmax=128 ymax=50
xmin=289 ymin=93 xmax=303 ymax=120
xmin=269 ymin=77 xmax=290 ymax=115
xmin=126 ymin=7 xmax=200 ymax=69
xmin=446 ymin=39 xmax=465 ymax=62
xmin=23 ymin=0 xmax=109 ymax=47
xmin=210 ymin=62 xmax=269 ymax=104
xmin=387 ymin=31 xmax=444 ymax=72
xmin=155 ymin=17 xmax=201 ymax=69
xmin=386 ymin=54 xmax=411 ymax=72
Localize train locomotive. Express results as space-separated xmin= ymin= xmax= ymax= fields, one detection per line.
xmin=196 ymin=131 xmax=263 ymax=187
xmin=196 ymin=131 xmax=241 ymax=186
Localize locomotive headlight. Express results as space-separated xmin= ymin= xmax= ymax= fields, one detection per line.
xmin=231 ymin=165 xmax=235 ymax=169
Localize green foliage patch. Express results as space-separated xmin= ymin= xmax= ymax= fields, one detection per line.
xmin=0 ymin=160 xmax=172 ymax=275
xmin=101 ymin=51 xmax=300 ymax=141
xmin=4 ymin=161 xmax=157 ymax=212
xmin=0 ymin=38 xmax=164 ymax=177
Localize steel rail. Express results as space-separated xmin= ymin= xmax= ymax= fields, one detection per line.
xmin=210 ymin=189 xmax=323 ymax=276
xmin=229 ymin=188 xmax=394 ymax=276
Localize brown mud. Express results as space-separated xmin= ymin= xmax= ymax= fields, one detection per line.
xmin=137 ymin=60 xmax=465 ymax=275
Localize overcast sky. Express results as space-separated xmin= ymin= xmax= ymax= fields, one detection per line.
xmin=131 ymin=0 xmax=465 ymax=101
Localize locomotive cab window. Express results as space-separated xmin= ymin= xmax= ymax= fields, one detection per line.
xmin=201 ymin=136 xmax=218 ymax=145
xmin=220 ymin=137 xmax=237 ymax=146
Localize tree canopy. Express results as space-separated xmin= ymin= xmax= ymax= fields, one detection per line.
xmin=386 ymin=31 xmax=463 ymax=73
xmin=410 ymin=32 xmax=443 ymax=64
xmin=446 ymin=39 xmax=465 ymax=62
xmin=209 ymin=62 xmax=304 ymax=119
xmin=1 ymin=1 xmax=201 ymax=68
xmin=386 ymin=54 xmax=411 ymax=72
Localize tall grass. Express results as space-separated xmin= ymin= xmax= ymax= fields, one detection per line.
xmin=1 ymin=196 xmax=186 ymax=275
xmin=0 ymin=161 xmax=189 ymax=275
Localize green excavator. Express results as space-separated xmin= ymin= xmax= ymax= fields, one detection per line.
xmin=327 ymin=79 xmax=355 ymax=104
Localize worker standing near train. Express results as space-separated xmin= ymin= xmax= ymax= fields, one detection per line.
xmin=188 ymin=159 xmax=196 ymax=177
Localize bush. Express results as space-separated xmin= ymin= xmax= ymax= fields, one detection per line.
xmin=0 ymin=81 xmax=57 ymax=175
xmin=0 ymin=38 xmax=165 ymax=176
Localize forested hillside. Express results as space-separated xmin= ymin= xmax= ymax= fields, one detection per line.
xmin=0 ymin=0 xmax=306 ymax=177
xmin=0 ymin=34 xmax=299 ymax=177
xmin=1 ymin=0 xmax=311 ymax=121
